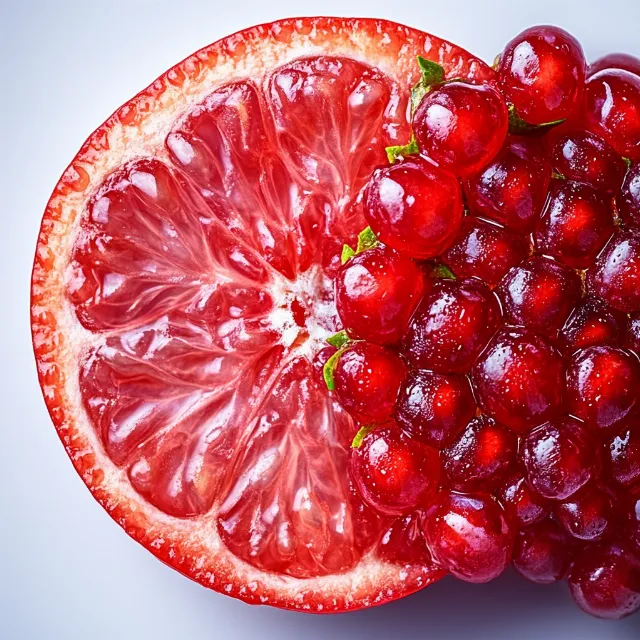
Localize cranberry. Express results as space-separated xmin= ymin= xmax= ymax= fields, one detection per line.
xmin=424 ymin=491 xmax=514 ymax=583
xmin=498 ymin=26 xmax=586 ymax=124
xmin=512 ymin=520 xmax=573 ymax=584
xmin=585 ymin=70 xmax=640 ymax=159
xmin=442 ymin=416 xmax=517 ymax=492
xmin=442 ymin=216 xmax=530 ymax=287
xmin=349 ymin=424 xmax=440 ymax=516
xmin=498 ymin=473 xmax=549 ymax=528
xmin=550 ymin=130 xmax=627 ymax=193
xmin=364 ymin=157 xmax=463 ymax=259
xmin=465 ymin=136 xmax=551 ymax=234
xmin=568 ymin=543 xmax=640 ymax=619
xmin=606 ymin=421 xmax=640 ymax=487
xmin=401 ymin=278 xmax=501 ymax=374
xmin=554 ymin=482 xmax=617 ymax=542
xmin=497 ymin=256 xmax=582 ymax=338
xmin=566 ymin=346 xmax=640 ymax=431
xmin=312 ymin=346 xmax=336 ymax=385
xmin=628 ymin=313 xmax=640 ymax=355
xmin=471 ymin=328 xmax=565 ymax=434
xmin=587 ymin=230 xmax=640 ymax=313
xmin=534 ymin=181 xmax=616 ymax=269
xmin=377 ymin=513 xmax=433 ymax=566
xmin=335 ymin=244 xmax=425 ymax=345
xmin=589 ymin=53 xmax=640 ymax=78
xmin=619 ymin=162 xmax=640 ymax=229
xmin=561 ymin=297 xmax=626 ymax=353
xmin=413 ymin=81 xmax=508 ymax=176
xmin=332 ymin=342 xmax=407 ymax=424
xmin=520 ymin=418 xmax=601 ymax=500
xmin=394 ymin=370 xmax=475 ymax=449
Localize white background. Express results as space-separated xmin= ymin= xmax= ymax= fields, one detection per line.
xmin=2 ymin=1 xmax=640 ymax=638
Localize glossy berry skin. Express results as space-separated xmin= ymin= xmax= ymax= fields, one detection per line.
xmin=619 ymin=163 xmax=640 ymax=229
xmin=377 ymin=513 xmax=433 ymax=566
xmin=566 ymin=346 xmax=640 ymax=431
xmin=628 ymin=313 xmax=640 ymax=355
xmin=335 ymin=244 xmax=425 ymax=345
xmin=512 ymin=520 xmax=573 ymax=584
xmin=585 ymin=70 xmax=640 ymax=159
xmin=364 ymin=157 xmax=463 ymax=259
xmin=561 ymin=298 xmax=626 ymax=353
xmin=349 ymin=424 xmax=440 ymax=516
xmin=520 ymin=418 xmax=601 ymax=500
xmin=496 ymin=256 xmax=582 ymax=339
xmin=401 ymin=278 xmax=501 ymax=374
xmin=554 ymin=482 xmax=617 ymax=542
xmin=534 ymin=181 xmax=616 ymax=269
xmin=588 ymin=230 xmax=640 ymax=314
xmin=589 ymin=53 xmax=640 ymax=78
xmin=465 ymin=136 xmax=551 ymax=234
xmin=442 ymin=216 xmax=530 ymax=287
xmin=568 ymin=543 xmax=640 ymax=619
xmin=413 ymin=81 xmax=509 ymax=176
xmin=472 ymin=329 xmax=565 ymax=434
xmin=424 ymin=492 xmax=514 ymax=583
xmin=442 ymin=416 xmax=517 ymax=492
xmin=498 ymin=473 xmax=549 ymax=528
xmin=394 ymin=370 xmax=475 ymax=449
xmin=606 ymin=422 xmax=640 ymax=487
xmin=497 ymin=26 xmax=586 ymax=125
xmin=333 ymin=342 xmax=407 ymax=424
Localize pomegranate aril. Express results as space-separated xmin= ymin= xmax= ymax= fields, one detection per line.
xmin=561 ymin=297 xmax=627 ymax=353
xmin=627 ymin=489 xmax=640 ymax=557
xmin=498 ymin=473 xmax=549 ymax=528
xmin=394 ymin=370 xmax=475 ymax=449
xmin=619 ymin=162 xmax=640 ymax=229
xmin=589 ymin=53 xmax=640 ymax=78
xmin=377 ymin=513 xmax=433 ymax=566
xmin=313 ymin=346 xmax=336 ymax=386
xmin=413 ymin=81 xmax=508 ymax=177
xmin=628 ymin=313 xmax=640 ymax=355
xmin=606 ymin=421 xmax=640 ymax=487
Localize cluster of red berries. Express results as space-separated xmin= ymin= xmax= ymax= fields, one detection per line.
xmin=318 ymin=26 xmax=640 ymax=619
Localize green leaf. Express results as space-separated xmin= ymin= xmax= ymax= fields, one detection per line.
xmin=623 ymin=156 xmax=633 ymax=169
xmin=341 ymin=244 xmax=356 ymax=264
xmin=351 ymin=424 xmax=376 ymax=449
xmin=386 ymin=137 xmax=420 ymax=163
xmin=411 ymin=82 xmax=429 ymax=115
xmin=508 ymin=104 xmax=565 ymax=135
xmin=431 ymin=263 xmax=456 ymax=280
xmin=326 ymin=330 xmax=350 ymax=349
xmin=356 ymin=226 xmax=379 ymax=253
xmin=417 ymin=56 xmax=445 ymax=86
xmin=323 ymin=348 xmax=346 ymax=391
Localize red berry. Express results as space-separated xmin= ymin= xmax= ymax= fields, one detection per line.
xmin=312 ymin=346 xmax=336 ymax=385
xmin=606 ymin=421 xmax=640 ymax=487
xmin=588 ymin=230 xmax=640 ymax=313
xmin=442 ymin=416 xmax=517 ymax=492
xmin=424 ymin=491 xmax=514 ymax=583
xmin=401 ymin=278 xmax=501 ymax=373
xmin=550 ymin=130 xmax=627 ymax=193
xmin=442 ymin=216 xmax=530 ymax=287
xmin=364 ymin=157 xmax=463 ymax=259
xmin=335 ymin=244 xmax=425 ymax=344
xmin=628 ymin=313 xmax=640 ymax=355
xmin=619 ymin=162 xmax=640 ymax=229
xmin=568 ymin=543 xmax=640 ymax=619
xmin=413 ymin=81 xmax=508 ymax=176
xmin=465 ymin=136 xmax=551 ymax=233
xmin=521 ymin=418 xmax=601 ymax=500
xmin=394 ymin=370 xmax=475 ymax=449
xmin=349 ymin=424 xmax=440 ymax=516
xmin=496 ymin=256 xmax=583 ymax=337
xmin=498 ymin=26 xmax=586 ymax=124
xmin=566 ymin=346 xmax=640 ymax=431
xmin=512 ymin=520 xmax=573 ymax=584
xmin=377 ymin=513 xmax=433 ymax=566
xmin=498 ymin=473 xmax=549 ymax=528
xmin=561 ymin=297 xmax=626 ymax=353
xmin=589 ymin=53 xmax=640 ymax=78
xmin=585 ymin=70 xmax=640 ymax=159
xmin=333 ymin=342 xmax=407 ymax=424
xmin=534 ymin=181 xmax=616 ymax=269
xmin=472 ymin=328 xmax=565 ymax=434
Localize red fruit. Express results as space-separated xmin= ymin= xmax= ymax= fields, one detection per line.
xmin=561 ymin=297 xmax=626 ymax=353
xmin=424 ymin=492 xmax=514 ymax=583
xmin=472 ymin=328 xmax=565 ymax=433
xmin=568 ymin=543 xmax=640 ymax=619
xmin=628 ymin=489 xmax=640 ymax=557
xmin=401 ymin=278 xmax=501 ymax=373
xmin=498 ymin=473 xmax=549 ymax=528
xmin=520 ymin=418 xmax=601 ymax=500
xmin=512 ymin=520 xmax=573 ymax=584
xmin=349 ymin=424 xmax=440 ymax=516
xmin=628 ymin=313 xmax=640 ymax=355
xmin=554 ymin=482 xmax=617 ymax=541
xmin=413 ymin=81 xmax=509 ymax=176
xmin=566 ymin=346 xmax=640 ymax=430
xmin=313 ymin=346 xmax=336 ymax=385
xmin=333 ymin=342 xmax=407 ymax=424
xmin=497 ymin=256 xmax=583 ymax=337
xmin=335 ymin=244 xmax=425 ymax=345
xmin=606 ymin=422 xmax=640 ymax=487
xmin=394 ymin=370 xmax=475 ymax=448
xmin=588 ymin=230 xmax=640 ymax=313
xmin=534 ymin=181 xmax=616 ymax=269
xmin=465 ymin=136 xmax=552 ymax=233
xmin=442 ymin=216 xmax=530 ymax=287
xmin=377 ymin=513 xmax=433 ymax=566
xmin=364 ymin=157 xmax=463 ymax=259
xmin=619 ymin=162 xmax=640 ymax=229
xmin=442 ymin=416 xmax=517 ymax=491
xmin=585 ymin=70 xmax=640 ymax=159
xmin=589 ymin=53 xmax=640 ymax=78
xmin=497 ymin=26 xmax=586 ymax=125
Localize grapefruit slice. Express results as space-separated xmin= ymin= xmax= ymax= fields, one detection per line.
xmin=31 ymin=17 xmax=494 ymax=612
